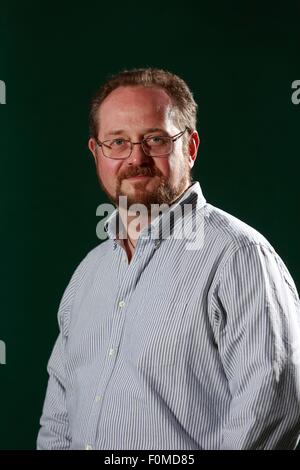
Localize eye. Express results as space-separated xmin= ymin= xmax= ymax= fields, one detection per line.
xmin=111 ymin=138 xmax=127 ymax=147
xmin=147 ymin=135 xmax=167 ymax=145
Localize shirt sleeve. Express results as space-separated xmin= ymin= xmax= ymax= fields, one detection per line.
xmin=212 ymin=242 xmax=300 ymax=449
xmin=36 ymin=256 xmax=88 ymax=450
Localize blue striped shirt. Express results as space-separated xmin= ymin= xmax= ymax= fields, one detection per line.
xmin=37 ymin=181 xmax=300 ymax=450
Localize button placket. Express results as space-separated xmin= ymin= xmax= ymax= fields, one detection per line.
xmin=85 ymin=239 xmax=154 ymax=447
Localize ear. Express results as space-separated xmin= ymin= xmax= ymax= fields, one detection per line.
xmin=88 ymin=137 xmax=98 ymax=165
xmin=188 ymin=130 xmax=200 ymax=168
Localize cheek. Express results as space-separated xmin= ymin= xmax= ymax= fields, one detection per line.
xmin=167 ymin=153 xmax=187 ymax=182
xmin=155 ymin=159 xmax=171 ymax=177
xmin=98 ymin=160 xmax=120 ymax=182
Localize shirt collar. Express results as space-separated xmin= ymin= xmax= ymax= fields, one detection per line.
xmin=104 ymin=181 xmax=206 ymax=245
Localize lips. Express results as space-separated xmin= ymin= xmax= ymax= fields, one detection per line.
xmin=123 ymin=171 xmax=156 ymax=181
xmin=126 ymin=175 xmax=151 ymax=179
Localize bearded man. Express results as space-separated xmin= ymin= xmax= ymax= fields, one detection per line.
xmin=37 ymin=68 xmax=300 ymax=450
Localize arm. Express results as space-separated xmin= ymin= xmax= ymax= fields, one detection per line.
xmin=211 ymin=243 xmax=300 ymax=449
xmin=36 ymin=320 xmax=71 ymax=450
xmin=37 ymin=256 xmax=89 ymax=450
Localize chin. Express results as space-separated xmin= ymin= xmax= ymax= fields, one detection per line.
xmin=123 ymin=179 xmax=157 ymax=195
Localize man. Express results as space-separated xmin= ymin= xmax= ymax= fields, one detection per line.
xmin=37 ymin=68 xmax=300 ymax=450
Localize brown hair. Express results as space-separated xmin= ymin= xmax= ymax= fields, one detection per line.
xmin=89 ymin=68 xmax=197 ymax=138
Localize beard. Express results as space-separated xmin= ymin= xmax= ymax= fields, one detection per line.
xmin=97 ymin=156 xmax=192 ymax=211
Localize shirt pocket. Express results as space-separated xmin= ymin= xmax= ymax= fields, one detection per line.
xmin=126 ymin=299 xmax=189 ymax=369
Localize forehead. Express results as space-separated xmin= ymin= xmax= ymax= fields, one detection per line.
xmin=98 ymin=86 xmax=176 ymax=132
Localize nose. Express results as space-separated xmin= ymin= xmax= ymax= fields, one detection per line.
xmin=126 ymin=142 xmax=149 ymax=165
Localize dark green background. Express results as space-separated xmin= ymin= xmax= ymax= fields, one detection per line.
xmin=0 ymin=0 xmax=299 ymax=450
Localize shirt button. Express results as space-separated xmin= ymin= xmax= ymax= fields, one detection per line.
xmin=95 ymin=395 xmax=101 ymax=402
xmin=118 ymin=300 xmax=125 ymax=308
xmin=85 ymin=444 xmax=93 ymax=450
xmin=108 ymin=348 xmax=115 ymax=356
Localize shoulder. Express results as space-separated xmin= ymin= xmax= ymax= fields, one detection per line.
xmin=204 ymin=202 xmax=275 ymax=256
xmin=80 ymin=239 xmax=113 ymax=269
xmin=204 ymin=203 xmax=299 ymax=297
xmin=65 ymin=239 xmax=112 ymax=284
xmin=201 ymin=202 xmax=285 ymax=294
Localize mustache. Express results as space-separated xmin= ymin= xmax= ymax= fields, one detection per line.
xmin=119 ymin=166 xmax=162 ymax=180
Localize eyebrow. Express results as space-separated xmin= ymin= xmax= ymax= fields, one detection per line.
xmin=103 ymin=128 xmax=167 ymax=138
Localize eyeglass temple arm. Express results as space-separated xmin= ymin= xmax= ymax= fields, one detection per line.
xmin=95 ymin=138 xmax=112 ymax=149
xmin=172 ymin=127 xmax=190 ymax=142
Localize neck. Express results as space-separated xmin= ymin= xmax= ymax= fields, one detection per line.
xmin=118 ymin=205 xmax=151 ymax=248
xmin=117 ymin=183 xmax=193 ymax=256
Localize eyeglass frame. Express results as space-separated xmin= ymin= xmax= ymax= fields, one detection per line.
xmin=94 ymin=126 xmax=190 ymax=160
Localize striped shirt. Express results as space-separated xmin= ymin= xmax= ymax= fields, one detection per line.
xmin=37 ymin=181 xmax=300 ymax=450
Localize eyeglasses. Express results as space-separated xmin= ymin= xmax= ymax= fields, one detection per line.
xmin=95 ymin=127 xmax=189 ymax=160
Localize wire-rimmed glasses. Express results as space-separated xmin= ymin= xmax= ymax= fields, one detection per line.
xmin=95 ymin=127 xmax=189 ymax=160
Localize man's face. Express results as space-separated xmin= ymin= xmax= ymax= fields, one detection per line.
xmin=88 ymin=86 xmax=198 ymax=209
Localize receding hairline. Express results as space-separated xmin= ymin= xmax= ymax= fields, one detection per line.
xmin=94 ymin=84 xmax=184 ymax=134
xmin=89 ymin=68 xmax=198 ymax=139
